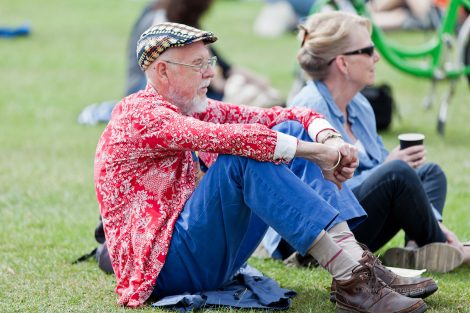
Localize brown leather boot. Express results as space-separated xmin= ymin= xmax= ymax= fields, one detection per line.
xmin=331 ymin=250 xmax=437 ymax=303
xmin=335 ymin=263 xmax=428 ymax=313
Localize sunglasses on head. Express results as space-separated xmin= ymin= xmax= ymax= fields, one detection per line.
xmin=328 ymin=45 xmax=375 ymax=65
xmin=298 ymin=25 xmax=308 ymax=47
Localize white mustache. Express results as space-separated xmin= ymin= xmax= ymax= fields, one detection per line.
xmin=199 ymin=81 xmax=211 ymax=89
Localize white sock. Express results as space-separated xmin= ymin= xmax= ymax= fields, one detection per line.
xmin=328 ymin=222 xmax=364 ymax=261
xmin=308 ymin=230 xmax=359 ymax=280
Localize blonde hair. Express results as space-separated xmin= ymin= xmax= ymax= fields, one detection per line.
xmin=297 ymin=11 xmax=371 ymax=80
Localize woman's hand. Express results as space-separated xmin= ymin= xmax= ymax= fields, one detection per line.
xmin=439 ymin=222 xmax=464 ymax=251
xmin=385 ymin=145 xmax=426 ymax=169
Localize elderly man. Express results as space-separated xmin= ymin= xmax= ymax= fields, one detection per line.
xmin=94 ymin=22 xmax=433 ymax=312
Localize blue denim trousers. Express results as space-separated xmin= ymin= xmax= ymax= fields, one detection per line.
xmin=351 ymin=160 xmax=447 ymax=251
xmin=153 ymin=121 xmax=366 ymax=296
xmin=261 ymin=121 xmax=366 ymax=258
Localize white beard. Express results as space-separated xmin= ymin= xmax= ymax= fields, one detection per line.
xmin=187 ymin=95 xmax=208 ymax=114
xmin=167 ymin=83 xmax=209 ymax=115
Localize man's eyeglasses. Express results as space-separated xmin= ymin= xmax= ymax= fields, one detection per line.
xmin=163 ymin=56 xmax=218 ymax=72
xmin=328 ymin=45 xmax=375 ymax=65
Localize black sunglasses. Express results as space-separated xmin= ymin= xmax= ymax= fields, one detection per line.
xmin=327 ymin=45 xmax=375 ymax=65
xmin=299 ymin=25 xmax=308 ymax=47
xmin=343 ymin=45 xmax=375 ymax=57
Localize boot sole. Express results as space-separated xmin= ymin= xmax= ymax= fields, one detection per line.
xmin=383 ymin=243 xmax=463 ymax=273
xmin=330 ymin=281 xmax=437 ymax=303
xmin=398 ymin=281 xmax=438 ymax=299
xmin=336 ymin=301 xmax=427 ymax=313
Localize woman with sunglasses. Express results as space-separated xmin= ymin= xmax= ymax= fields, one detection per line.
xmin=283 ymin=11 xmax=470 ymax=272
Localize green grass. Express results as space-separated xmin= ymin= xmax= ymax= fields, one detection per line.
xmin=1 ymin=0 xmax=469 ymax=312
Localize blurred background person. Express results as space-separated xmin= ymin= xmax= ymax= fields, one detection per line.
xmin=78 ymin=0 xmax=283 ymax=126
xmin=253 ymin=0 xmax=314 ymax=38
xmin=367 ymin=0 xmax=437 ymax=30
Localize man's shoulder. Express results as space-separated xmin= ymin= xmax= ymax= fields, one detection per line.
xmin=121 ymin=88 xmax=156 ymax=105
xmin=118 ymin=91 xmax=179 ymax=116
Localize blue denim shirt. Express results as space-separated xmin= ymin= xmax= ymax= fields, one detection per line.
xmin=289 ymin=80 xmax=388 ymax=190
xmin=289 ymin=80 xmax=442 ymax=220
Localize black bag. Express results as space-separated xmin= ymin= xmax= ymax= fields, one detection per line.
xmin=73 ymin=216 xmax=114 ymax=274
xmin=361 ymin=84 xmax=394 ymax=131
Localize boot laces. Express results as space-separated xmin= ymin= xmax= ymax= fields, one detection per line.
xmin=352 ymin=259 xmax=388 ymax=296
xmin=362 ymin=246 xmax=397 ymax=278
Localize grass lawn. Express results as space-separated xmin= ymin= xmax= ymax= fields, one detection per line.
xmin=0 ymin=0 xmax=469 ymax=312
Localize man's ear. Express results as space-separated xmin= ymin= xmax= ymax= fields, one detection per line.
xmin=155 ymin=61 xmax=169 ymax=81
xmin=145 ymin=61 xmax=169 ymax=87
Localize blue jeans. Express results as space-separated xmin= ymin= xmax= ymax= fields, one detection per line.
xmin=153 ymin=121 xmax=365 ymax=297
xmin=262 ymin=121 xmax=366 ymax=258
xmin=352 ymin=160 xmax=446 ymax=252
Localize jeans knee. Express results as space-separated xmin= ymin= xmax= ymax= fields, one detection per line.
xmin=384 ymin=160 xmax=418 ymax=183
xmin=272 ymin=121 xmax=308 ymax=140
xmin=420 ymin=162 xmax=447 ymax=184
xmin=214 ymin=154 xmax=272 ymax=175
xmin=215 ymin=154 xmax=253 ymax=170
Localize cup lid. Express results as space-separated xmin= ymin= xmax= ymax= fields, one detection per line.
xmin=398 ymin=133 xmax=425 ymax=141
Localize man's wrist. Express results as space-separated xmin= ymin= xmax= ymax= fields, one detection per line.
xmin=323 ymin=137 xmax=344 ymax=150
xmin=318 ymin=130 xmax=342 ymax=144
xmin=307 ymin=118 xmax=336 ymax=142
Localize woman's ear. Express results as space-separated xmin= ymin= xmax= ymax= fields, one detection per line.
xmin=335 ymin=55 xmax=349 ymax=76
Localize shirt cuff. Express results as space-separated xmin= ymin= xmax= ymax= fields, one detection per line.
xmin=307 ymin=118 xmax=337 ymax=142
xmin=273 ymin=132 xmax=297 ymax=162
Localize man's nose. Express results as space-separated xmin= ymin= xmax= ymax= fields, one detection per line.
xmin=202 ymin=64 xmax=215 ymax=79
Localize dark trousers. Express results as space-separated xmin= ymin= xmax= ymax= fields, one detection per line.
xmin=352 ymin=160 xmax=447 ymax=252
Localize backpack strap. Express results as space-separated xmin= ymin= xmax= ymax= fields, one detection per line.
xmin=72 ymin=247 xmax=97 ymax=264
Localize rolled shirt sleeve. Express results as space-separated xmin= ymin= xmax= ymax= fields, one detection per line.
xmin=273 ymin=132 xmax=297 ymax=162
xmin=307 ymin=118 xmax=337 ymax=142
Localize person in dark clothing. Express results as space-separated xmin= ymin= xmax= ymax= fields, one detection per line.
xmin=266 ymin=10 xmax=470 ymax=273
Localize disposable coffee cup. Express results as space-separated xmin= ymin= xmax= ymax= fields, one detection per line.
xmin=398 ymin=133 xmax=425 ymax=149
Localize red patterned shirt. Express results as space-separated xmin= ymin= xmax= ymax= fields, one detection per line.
xmin=94 ymin=84 xmax=328 ymax=307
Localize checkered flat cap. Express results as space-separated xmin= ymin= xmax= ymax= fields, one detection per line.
xmin=136 ymin=22 xmax=217 ymax=71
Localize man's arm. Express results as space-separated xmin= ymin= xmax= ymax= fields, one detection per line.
xmin=195 ymin=100 xmax=327 ymax=134
xmin=295 ymin=139 xmax=359 ymax=189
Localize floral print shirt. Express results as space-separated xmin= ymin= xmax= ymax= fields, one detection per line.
xmin=94 ymin=84 xmax=327 ymax=307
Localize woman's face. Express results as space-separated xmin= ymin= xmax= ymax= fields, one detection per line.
xmin=343 ymin=26 xmax=380 ymax=89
